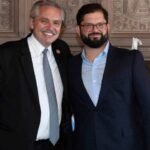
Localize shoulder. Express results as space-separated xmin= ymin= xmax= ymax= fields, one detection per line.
xmin=110 ymin=45 xmax=142 ymax=59
xmin=69 ymin=53 xmax=82 ymax=66
xmin=0 ymin=37 xmax=28 ymax=64
xmin=0 ymin=37 xmax=27 ymax=52
xmin=52 ymin=38 xmax=71 ymax=55
xmin=53 ymin=38 xmax=69 ymax=49
xmin=0 ymin=40 xmax=20 ymax=50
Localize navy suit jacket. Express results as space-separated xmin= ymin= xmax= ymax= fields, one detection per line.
xmin=0 ymin=35 xmax=72 ymax=150
xmin=69 ymin=44 xmax=150 ymax=150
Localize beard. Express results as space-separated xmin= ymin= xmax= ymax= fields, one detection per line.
xmin=80 ymin=31 xmax=108 ymax=48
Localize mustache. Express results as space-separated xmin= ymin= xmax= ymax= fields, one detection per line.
xmin=41 ymin=29 xmax=57 ymax=35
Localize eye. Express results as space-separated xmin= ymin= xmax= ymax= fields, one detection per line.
xmin=85 ymin=24 xmax=93 ymax=28
xmin=40 ymin=18 xmax=49 ymax=24
xmin=97 ymin=23 xmax=107 ymax=28
xmin=53 ymin=20 xmax=62 ymax=27
xmin=80 ymin=24 xmax=93 ymax=30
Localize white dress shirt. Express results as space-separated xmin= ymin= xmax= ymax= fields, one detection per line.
xmin=27 ymin=34 xmax=63 ymax=140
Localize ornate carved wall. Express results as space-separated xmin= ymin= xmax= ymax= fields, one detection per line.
xmin=56 ymin=0 xmax=101 ymax=54
xmin=108 ymin=0 xmax=150 ymax=60
xmin=58 ymin=0 xmax=150 ymax=60
xmin=0 ymin=0 xmax=150 ymax=60
xmin=0 ymin=0 xmax=34 ymax=43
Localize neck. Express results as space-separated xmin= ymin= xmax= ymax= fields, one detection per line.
xmin=84 ymin=43 xmax=107 ymax=62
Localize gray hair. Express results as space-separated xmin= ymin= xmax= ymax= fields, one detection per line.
xmin=30 ymin=0 xmax=65 ymax=22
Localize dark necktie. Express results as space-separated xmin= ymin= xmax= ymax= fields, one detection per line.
xmin=43 ymin=48 xmax=59 ymax=145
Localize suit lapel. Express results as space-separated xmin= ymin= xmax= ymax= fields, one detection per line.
xmin=96 ymin=45 xmax=120 ymax=107
xmin=19 ymin=39 xmax=39 ymax=105
xmin=52 ymin=42 xmax=66 ymax=87
xmin=74 ymin=46 xmax=120 ymax=108
xmin=52 ymin=44 xmax=63 ymax=74
xmin=75 ymin=55 xmax=96 ymax=108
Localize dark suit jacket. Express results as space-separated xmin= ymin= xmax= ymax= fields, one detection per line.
xmin=69 ymin=44 xmax=150 ymax=150
xmin=0 ymin=35 xmax=72 ymax=150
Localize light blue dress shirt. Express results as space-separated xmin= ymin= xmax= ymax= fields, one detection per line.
xmin=81 ymin=42 xmax=109 ymax=106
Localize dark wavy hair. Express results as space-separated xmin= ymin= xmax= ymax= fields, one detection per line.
xmin=76 ymin=3 xmax=108 ymax=25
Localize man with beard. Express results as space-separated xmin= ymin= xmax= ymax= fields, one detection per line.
xmin=69 ymin=3 xmax=150 ymax=150
xmin=0 ymin=1 xmax=72 ymax=150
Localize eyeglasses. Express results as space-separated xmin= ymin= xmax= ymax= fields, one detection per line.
xmin=80 ymin=22 xmax=107 ymax=31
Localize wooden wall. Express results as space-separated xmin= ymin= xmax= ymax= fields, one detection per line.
xmin=0 ymin=0 xmax=150 ymax=64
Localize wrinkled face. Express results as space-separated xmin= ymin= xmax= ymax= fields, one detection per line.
xmin=77 ymin=11 xmax=109 ymax=48
xmin=30 ymin=6 xmax=63 ymax=47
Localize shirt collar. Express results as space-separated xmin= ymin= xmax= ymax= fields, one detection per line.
xmin=27 ymin=34 xmax=52 ymax=57
xmin=81 ymin=41 xmax=110 ymax=63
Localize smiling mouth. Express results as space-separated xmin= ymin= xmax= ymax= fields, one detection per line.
xmin=42 ymin=30 xmax=57 ymax=36
xmin=44 ymin=32 xmax=54 ymax=36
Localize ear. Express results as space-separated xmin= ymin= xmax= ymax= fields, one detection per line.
xmin=75 ymin=25 xmax=80 ymax=36
xmin=107 ymin=23 xmax=111 ymax=33
xmin=29 ymin=18 xmax=34 ymax=30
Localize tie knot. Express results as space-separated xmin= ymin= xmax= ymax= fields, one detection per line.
xmin=43 ymin=48 xmax=48 ymax=55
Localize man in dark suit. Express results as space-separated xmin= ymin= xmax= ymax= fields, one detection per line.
xmin=69 ymin=3 xmax=150 ymax=150
xmin=0 ymin=1 xmax=71 ymax=150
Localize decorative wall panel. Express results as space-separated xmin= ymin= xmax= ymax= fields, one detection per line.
xmin=111 ymin=0 xmax=150 ymax=33
xmin=0 ymin=0 xmax=13 ymax=31
xmin=0 ymin=0 xmax=18 ymax=36
xmin=0 ymin=0 xmax=34 ymax=43
xmin=0 ymin=0 xmax=150 ymax=60
xmin=103 ymin=0 xmax=150 ymax=60
xmin=56 ymin=0 xmax=98 ymax=33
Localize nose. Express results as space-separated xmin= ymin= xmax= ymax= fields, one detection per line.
xmin=46 ymin=22 xmax=53 ymax=29
xmin=92 ymin=25 xmax=99 ymax=31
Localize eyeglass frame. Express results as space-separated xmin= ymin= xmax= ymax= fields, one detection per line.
xmin=79 ymin=22 xmax=107 ymax=31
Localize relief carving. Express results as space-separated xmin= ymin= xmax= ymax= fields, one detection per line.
xmin=0 ymin=0 xmax=12 ymax=31
xmin=112 ymin=0 xmax=150 ymax=33
xmin=55 ymin=0 xmax=99 ymax=33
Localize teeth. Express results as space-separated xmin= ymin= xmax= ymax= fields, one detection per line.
xmin=45 ymin=32 xmax=53 ymax=36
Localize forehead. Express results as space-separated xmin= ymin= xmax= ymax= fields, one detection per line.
xmin=82 ymin=11 xmax=106 ymax=22
xmin=37 ymin=5 xmax=62 ymax=19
